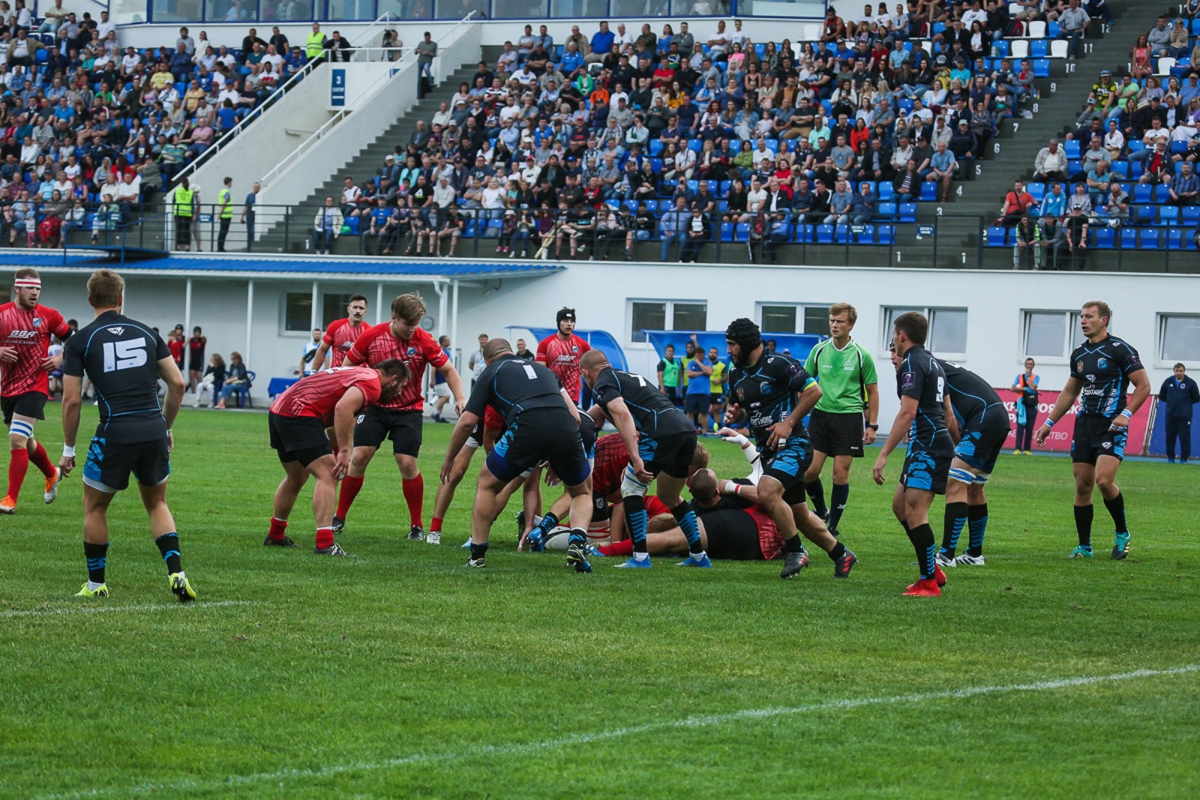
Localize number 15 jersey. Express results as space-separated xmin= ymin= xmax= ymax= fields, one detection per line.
xmin=63 ymin=311 xmax=171 ymax=444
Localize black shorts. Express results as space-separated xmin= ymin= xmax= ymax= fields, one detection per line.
xmin=900 ymin=436 xmax=954 ymax=495
xmin=763 ymin=436 xmax=814 ymax=505
xmin=710 ymin=393 xmax=725 ymax=405
xmin=269 ymin=412 xmax=332 ymax=467
xmin=2 ymin=391 xmax=47 ymax=426
xmin=954 ymin=421 xmax=1010 ymax=475
xmin=663 ymin=385 xmax=680 ymax=405
xmin=188 ymin=355 xmax=205 ymax=373
xmin=83 ymin=435 xmax=170 ymax=492
xmin=637 ymin=430 xmax=698 ymax=480
xmin=700 ymin=508 xmax=764 ymax=560
xmin=808 ymin=409 xmax=865 ymax=458
xmin=486 ymin=406 xmax=590 ymax=486
xmin=353 ymin=407 xmax=423 ymax=456
xmin=1072 ymin=413 xmax=1128 ymax=465
xmin=465 ymin=419 xmax=486 ymax=449
xmin=683 ymin=393 xmax=709 ymax=415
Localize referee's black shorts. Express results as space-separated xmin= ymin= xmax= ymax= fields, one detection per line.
xmin=808 ymin=409 xmax=865 ymax=458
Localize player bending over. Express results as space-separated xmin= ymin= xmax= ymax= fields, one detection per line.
xmin=266 ymin=361 xmax=410 ymax=556
xmin=60 ymin=269 xmax=195 ymax=601
xmin=724 ymin=318 xmax=858 ymax=580
xmin=1 ymin=268 xmax=72 ymax=514
xmin=441 ymin=339 xmax=593 ymax=572
xmin=1035 ymin=301 xmax=1150 ymax=560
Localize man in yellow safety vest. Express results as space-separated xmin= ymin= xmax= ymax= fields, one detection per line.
xmin=217 ymin=176 xmax=233 ymax=252
xmin=172 ymin=177 xmax=196 ymax=251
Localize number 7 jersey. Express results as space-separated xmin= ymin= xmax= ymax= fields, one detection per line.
xmin=63 ymin=310 xmax=172 ymax=443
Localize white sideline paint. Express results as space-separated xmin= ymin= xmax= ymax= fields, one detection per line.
xmin=1 ymin=600 xmax=255 ymax=618
xmin=34 ymin=664 xmax=1199 ymax=799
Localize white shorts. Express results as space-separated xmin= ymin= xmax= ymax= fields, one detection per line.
xmin=433 ymin=383 xmax=451 ymax=397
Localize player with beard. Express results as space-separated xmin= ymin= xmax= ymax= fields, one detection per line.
xmin=723 ymin=318 xmax=858 ymax=580
xmin=311 ymin=294 xmax=370 ymax=371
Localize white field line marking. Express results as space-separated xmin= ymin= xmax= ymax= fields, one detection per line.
xmin=34 ymin=664 xmax=1200 ymax=800
xmin=1 ymin=600 xmax=256 ymax=618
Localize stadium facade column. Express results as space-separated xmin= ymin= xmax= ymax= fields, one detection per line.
xmin=433 ymin=280 xmax=448 ymax=339
xmin=310 ymin=281 xmax=320 ymax=333
xmin=375 ymin=282 xmax=384 ymax=324
xmin=450 ymin=279 xmax=459 ymax=367
xmin=245 ymin=280 xmax=255 ymax=367
xmin=184 ymin=279 xmax=193 ymax=338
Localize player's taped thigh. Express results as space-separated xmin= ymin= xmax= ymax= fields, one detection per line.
xmin=972 ymin=471 xmax=991 ymax=485
xmin=621 ymin=464 xmax=649 ymax=498
xmin=8 ymin=420 xmax=33 ymax=440
xmin=949 ymin=467 xmax=977 ymax=485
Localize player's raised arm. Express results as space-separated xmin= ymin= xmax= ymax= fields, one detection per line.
xmin=331 ymin=386 xmax=366 ymax=479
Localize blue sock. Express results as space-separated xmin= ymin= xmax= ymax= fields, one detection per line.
xmin=154 ymin=533 xmax=181 ymax=575
xmin=672 ymin=501 xmax=703 ymax=554
xmin=942 ymin=501 xmax=968 ymax=555
xmin=625 ymin=495 xmax=648 ymax=553
xmin=84 ymin=541 xmax=109 ymax=584
xmin=967 ymin=503 xmax=988 ymax=556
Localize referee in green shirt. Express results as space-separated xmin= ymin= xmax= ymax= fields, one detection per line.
xmin=803 ymin=303 xmax=880 ymax=536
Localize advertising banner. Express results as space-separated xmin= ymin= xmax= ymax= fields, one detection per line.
xmin=996 ymin=389 xmax=1151 ymax=456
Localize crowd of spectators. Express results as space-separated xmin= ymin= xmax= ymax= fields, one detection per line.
xmin=999 ymin=14 xmax=1200 ymax=266
xmin=0 ymin=5 xmax=344 ymax=248
xmin=337 ymin=6 xmax=1072 ymax=261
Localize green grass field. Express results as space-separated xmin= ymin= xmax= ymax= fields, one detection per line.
xmin=2 ymin=404 xmax=1198 ymax=799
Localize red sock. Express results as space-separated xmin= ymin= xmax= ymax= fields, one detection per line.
xmin=268 ymin=517 xmax=288 ymax=541
xmin=29 ymin=441 xmax=55 ymax=478
xmin=315 ymin=526 xmax=334 ymax=549
xmin=6 ymin=449 xmax=29 ymax=500
xmin=599 ymin=539 xmax=634 ymax=557
xmin=336 ymin=475 xmax=364 ymax=519
xmin=402 ymin=475 xmax=424 ymax=529
xmin=431 ymin=515 xmax=443 ymax=534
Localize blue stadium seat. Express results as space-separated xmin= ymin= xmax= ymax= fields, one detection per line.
xmin=687 ymin=180 xmax=699 ymax=194
xmin=1133 ymin=185 xmax=1153 ymax=204
xmin=854 ymin=224 xmax=876 ymax=244
xmin=898 ymin=203 xmax=917 ymax=222
xmin=877 ymin=202 xmax=897 ymax=220
xmin=986 ymin=226 xmax=1008 ymax=247
xmin=919 ymin=182 xmax=937 ymax=201
xmin=1093 ymin=227 xmax=1115 ymax=249
xmin=460 ymin=219 xmax=476 ymax=238
xmin=735 ymin=222 xmax=750 ymax=241
xmin=1183 ymin=206 xmax=1200 ymax=226
xmin=816 ymin=224 xmax=835 ymax=244
xmin=1067 ymin=160 xmax=1082 ymax=175
xmin=687 ymin=139 xmax=702 ymax=152
xmin=836 ymin=225 xmax=851 ymax=244
xmin=1030 ymin=40 xmax=1049 ymax=59
xmin=1120 ymin=228 xmax=1138 ymax=249
xmin=1167 ymin=229 xmax=1186 ymax=250
xmin=719 ymin=180 xmax=731 ymax=197
xmin=1153 ymin=185 xmax=1172 ymax=203
xmin=1063 ymin=141 xmax=1081 ymax=159
xmin=717 ymin=200 xmax=728 ymax=213
xmin=1047 ymin=21 xmax=1061 ymax=37
xmin=721 ymin=222 xmax=734 ymax=241
xmin=346 ymin=217 xmax=359 ymax=235
xmin=1159 ymin=206 xmax=1179 ymax=226
xmin=1111 ymin=160 xmax=1130 ymax=178
xmin=1139 ymin=229 xmax=1162 ymax=249
xmin=1027 ymin=182 xmax=1046 ymax=202
xmin=644 ymin=199 xmax=658 ymax=212
xmin=649 ymin=140 xmax=663 ymax=156
xmin=878 ymin=225 xmax=896 ymax=244
xmin=765 ymin=139 xmax=779 ymax=153
xmin=877 ymin=183 xmax=894 ymax=201
xmin=1134 ymin=205 xmax=1157 ymax=225
xmin=993 ymin=40 xmax=1009 ymax=58
xmin=1033 ymin=59 xmax=1051 ymax=78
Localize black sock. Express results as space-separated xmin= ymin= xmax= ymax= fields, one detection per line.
xmin=671 ymin=500 xmax=703 ymax=553
xmin=783 ymin=533 xmax=804 ymax=553
xmin=805 ymin=478 xmax=827 ymax=518
xmin=536 ymin=512 xmax=558 ymax=536
xmin=84 ymin=541 xmax=109 ymax=584
xmin=828 ymin=483 xmax=849 ymax=531
xmin=470 ymin=541 xmax=489 ymax=560
xmin=907 ymin=523 xmax=936 ymax=580
xmin=154 ymin=533 xmax=181 ymax=575
xmin=1074 ymin=504 xmax=1094 ymax=548
xmin=967 ymin=503 xmax=988 ymax=557
xmin=942 ymin=501 xmax=968 ymax=555
xmin=828 ymin=541 xmax=846 ymax=561
xmin=567 ymin=527 xmax=587 ymax=547
xmin=1103 ymin=492 xmax=1127 ymax=535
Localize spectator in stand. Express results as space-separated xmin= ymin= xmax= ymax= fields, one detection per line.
xmin=1057 ymin=0 xmax=1091 ymax=59
xmin=1147 ymin=16 xmax=1172 ymax=58
xmin=214 ymin=351 xmax=249 ymax=409
xmin=313 ymin=197 xmax=343 ymax=255
xmin=416 ymin=31 xmax=437 ymax=83
xmin=1033 ymin=139 xmax=1069 ymax=183
xmin=1001 ymin=180 xmax=1036 ymax=226
xmin=1167 ymin=162 xmax=1199 ymax=206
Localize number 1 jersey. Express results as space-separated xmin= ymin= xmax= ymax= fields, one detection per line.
xmin=63 ymin=311 xmax=171 ymax=443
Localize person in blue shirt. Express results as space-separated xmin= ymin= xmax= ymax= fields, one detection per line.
xmin=684 ymin=340 xmax=713 ymax=433
xmin=1158 ymin=363 xmax=1200 ymax=463
xmin=589 ymin=21 xmax=615 ymax=65
xmin=1039 ymin=181 xmax=1066 ymax=218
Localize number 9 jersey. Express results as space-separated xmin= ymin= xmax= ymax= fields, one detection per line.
xmin=63 ymin=311 xmax=172 ymax=444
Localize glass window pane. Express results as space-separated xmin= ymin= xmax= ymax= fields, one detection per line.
xmin=328 ymin=0 xmax=375 ymax=19
xmin=930 ymin=309 xmax=968 ymax=354
xmin=802 ymin=306 xmax=829 ymax=336
xmin=882 ymin=307 xmax=921 ymax=349
xmin=1162 ymin=316 xmax=1200 ymax=362
xmin=738 ymin=0 xmax=827 ymax=18
xmin=285 ymin=292 xmax=312 ymax=333
xmin=549 ymin=0 xmax=607 ymax=18
xmin=323 ymin=294 xmax=351 ymax=327
xmin=631 ymin=302 xmax=666 ymax=343
xmin=1025 ymin=312 xmax=1067 ymax=358
xmin=439 ymin=0 xmax=489 ymax=18
xmin=113 ymin=0 xmax=150 ymax=24
xmin=207 ymin=0 xmax=258 ymax=22
xmin=761 ymin=305 xmax=797 ymax=334
xmin=153 ymin=0 xmax=206 ymax=22
xmin=672 ymin=302 xmax=707 ymax=332
xmin=493 ymin=0 xmax=545 ymax=17
xmin=263 ymin=0 xmax=315 ymax=20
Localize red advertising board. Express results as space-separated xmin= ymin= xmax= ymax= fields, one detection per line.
xmin=996 ymin=390 xmax=1151 ymax=456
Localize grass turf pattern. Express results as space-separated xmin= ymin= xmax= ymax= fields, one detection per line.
xmin=2 ymin=405 xmax=1198 ymax=798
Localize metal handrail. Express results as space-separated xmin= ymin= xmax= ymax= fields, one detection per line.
xmin=258 ymin=12 xmax=480 ymax=188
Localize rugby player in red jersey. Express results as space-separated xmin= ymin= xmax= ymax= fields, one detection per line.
xmin=0 ymin=268 xmax=72 ymax=514
xmin=311 ymin=294 xmax=370 ymax=371
xmin=266 ymin=362 xmax=410 ymax=555
xmin=337 ymin=293 xmax=466 ymax=539
xmin=535 ymin=307 xmax=591 ymax=406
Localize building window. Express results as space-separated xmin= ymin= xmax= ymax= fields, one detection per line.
xmin=1160 ymin=314 xmax=1200 ymax=363
xmin=1024 ymin=311 xmax=1070 ymax=358
xmin=882 ymin=307 xmax=967 ymax=356
xmin=284 ymin=292 xmax=313 ymax=333
xmin=322 ymin=293 xmax=352 ymax=328
xmin=757 ymin=303 xmax=834 ymax=335
xmin=629 ymin=300 xmax=707 ymax=343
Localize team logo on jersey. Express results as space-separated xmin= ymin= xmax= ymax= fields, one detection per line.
xmin=572 ymin=346 xmax=579 ymax=353
xmin=407 ymin=347 xmax=418 ymax=357
xmin=1076 ymin=361 xmax=1084 ymax=373
xmin=33 ymin=317 xmax=42 ymax=327
xmin=1087 ymin=374 xmax=1096 ymax=382
xmin=1128 ymin=354 xmax=1142 ymax=367
xmin=1102 ymin=441 xmax=1112 ymax=450
xmin=1097 ymin=358 xmax=1107 ymax=369
xmin=7 ymin=330 xmax=37 ymax=340
xmin=737 ymin=387 xmax=745 ymax=401
xmin=761 ymin=384 xmax=772 ymax=394
xmin=901 ymin=371 xmax=916 ymax=390
xmin=107 ymin=327 xmax=125 ymax=335
xmin=341 ymin=341 xmax=353 ymax=348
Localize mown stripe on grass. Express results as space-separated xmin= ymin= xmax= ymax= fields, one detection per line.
xmin=1 ymin=600 xmax=256 ymax=618
xmin=35 ymin=663 xmax=1200 ymax=799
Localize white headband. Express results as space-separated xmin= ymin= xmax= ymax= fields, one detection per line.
xmin=14 ymin=278 xmax=40 ymax=289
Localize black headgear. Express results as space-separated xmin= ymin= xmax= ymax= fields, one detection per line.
xmin=557 ymin=307 xmax=576 ymax=325
xmin=725 ymin=318 xmax=762 ymax=352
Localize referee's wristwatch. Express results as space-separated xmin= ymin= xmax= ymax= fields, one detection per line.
xmin=866 ymin=423 xmax=879 ymax=431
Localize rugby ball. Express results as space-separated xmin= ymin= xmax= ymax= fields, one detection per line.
xmin=543 ymin=526 xmax=573 ymax=550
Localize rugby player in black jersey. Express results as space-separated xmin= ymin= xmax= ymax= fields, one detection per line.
xmin=936 ymin=359 xmax=1012 ymax=568
xmin=1035 ymin=301 xmax=1150 ymax=560
xmin=872 ymin=312 xmax=954 ymax=597
xmin=580 ymin=349 xmax=711 ymax=569
xmin=59 ymin=269 xmax=196 ymax=602
xmin=440 ymin=338 xmax=593 ymax=572
xmin=723 ymin=318 xmax=858 ymax=580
